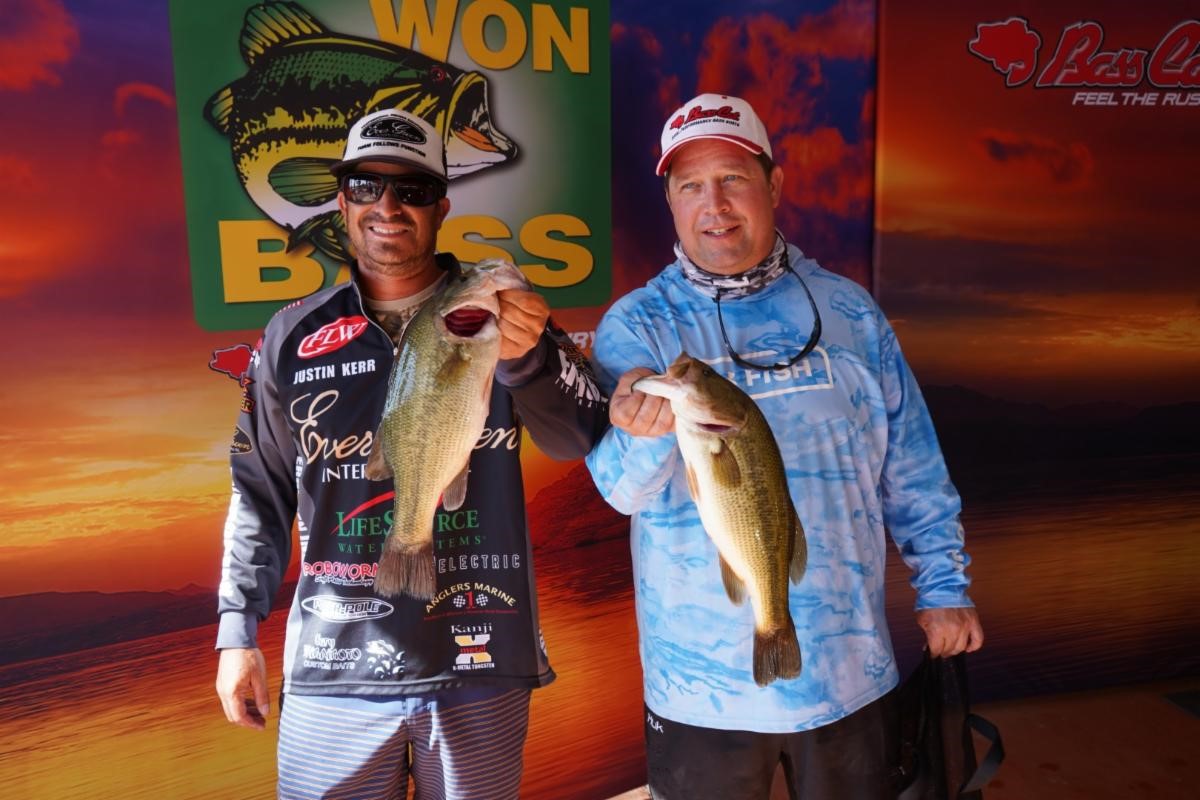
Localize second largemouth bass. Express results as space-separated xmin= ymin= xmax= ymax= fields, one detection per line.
xmin=634 ymin=353 xmax=806 ymax=686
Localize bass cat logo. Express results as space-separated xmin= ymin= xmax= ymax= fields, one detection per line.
xmin=203 ymin=0 xmax=518 ymax=264
xmin=969 ymin=17 xmax=1200 ymax=89
xmin=669 ymin=104 xmax=741 ymax=130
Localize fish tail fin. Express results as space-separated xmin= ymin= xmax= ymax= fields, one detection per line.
xmin=753 ymin=620 xmax=802 ymax=687
xmin=240 ymin=2 xmax=325 ymax=66
xmin=373 ymin=540 xmax=435 ymax=601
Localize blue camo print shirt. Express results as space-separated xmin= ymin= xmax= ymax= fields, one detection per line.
xmin=585 ymin=245 xmax=974 ymax=733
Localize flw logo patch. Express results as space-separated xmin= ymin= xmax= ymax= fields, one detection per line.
xmin=298 ymin=316 xmax=370 ymax=359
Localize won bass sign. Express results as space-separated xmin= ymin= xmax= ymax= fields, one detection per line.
xmin=170 ymin=0 xmax=612 ymax=331
xmin=968 ymin=17 xmax=1200 ymax=107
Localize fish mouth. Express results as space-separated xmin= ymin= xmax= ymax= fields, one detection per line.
xmin=443 ymin=306 xmax=495 ymax=337
xmin=697 ymin=422 xmax=736 ymax=434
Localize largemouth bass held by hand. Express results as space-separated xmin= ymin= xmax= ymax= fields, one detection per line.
xmin=635 ymin=353 xmax=806 ymax=686
xmin=366 ymin=259 xmax=531 ymax=600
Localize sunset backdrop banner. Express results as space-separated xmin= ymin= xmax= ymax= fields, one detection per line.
xmin=1 ymin=1 xmax=1196 ymax=799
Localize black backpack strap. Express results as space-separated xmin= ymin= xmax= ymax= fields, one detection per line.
xmin=958 ymin=712 xmax=1004 ymax=795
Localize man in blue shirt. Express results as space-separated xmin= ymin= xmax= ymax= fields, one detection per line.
xmin=586 ymin=93 xmax=984 ymax=799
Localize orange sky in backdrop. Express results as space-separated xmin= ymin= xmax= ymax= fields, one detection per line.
xmin=876 ymin=1 xmax=1200 ymax=404
xmin=0 ymin=0 xmax=579 ymax=597
xmin=5 ymin=0 xmax=1195 ymax=596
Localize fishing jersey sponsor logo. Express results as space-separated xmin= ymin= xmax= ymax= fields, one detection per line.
xmin=646 ymin=711 xmax=665 ymax=734
xmin=556 ymin=345 xmax=604 ymax=408
xmin=451 ymin=622 xmax=495 ymax=671
xmin=297 ymin=316 xmax=370 ymax=359
xmin=303 ymin=560 xmax=379 ymax=586
xmin=302 ymin=633 xmax=362 ymax=671
xmin=330 ymin=496 xmax=393 ymax=554
xmin=425 ymin=582 xmax=519 ymax=618
xmin=435 ymin=509 xmax=480 ymax=534
xmin=475 ymin=425 xmax=519 ymax=450
xmin=240 ymin=377 xmax=256 ymax=413
xmin=290 ymin=390 xmax=374 ymax=482
xmin=365 ymin=638 xmax=406 ymax=679
xmin=969 ymin=18 xmax=1200 ymax=106
xmin=437 ymin=552 xmax=522 ymax=574
xmin=230 ymin=425 xmax=253 ymax=455
xmin=293 ymin=358 xmax=379 ymax=385
xmin=301 ymin=595 xmax=395 ymax=622
xmin=704 ymin=346 xmax=834 ymax=401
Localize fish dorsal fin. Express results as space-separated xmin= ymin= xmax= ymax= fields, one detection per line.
xmin=789 ymin=512 xmax=807 ymax=584
xmin=365 ymin=423 xmax=393 ymax=481
xmin=441 ymin=462 xmax=470 ymax=511
xmin=204 ymin=86 xmax=235 ymax=135
xmin=240 ymin=1 xmax=325 ymax=66
xmin=719 ymin=554 xmax=746 ymax=606
xmin=269 ymin=158 xmax=341 ymax=209
xmin=707 ymin=438 xmax=742 ymax=487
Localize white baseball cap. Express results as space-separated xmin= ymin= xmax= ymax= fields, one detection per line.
xmin=330 ymin=109 xmax=448 ymax=183
xmin=656 ymin=93 xmax=772 ymax=176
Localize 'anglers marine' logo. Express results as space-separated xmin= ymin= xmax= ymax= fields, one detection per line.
xmin=204 ymin=1 xmax=518 ymax=265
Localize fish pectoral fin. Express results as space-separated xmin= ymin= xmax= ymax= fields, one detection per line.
xmin=684 ymin=463 xmax=700 ymax=503
xmin=240 ymin=2 xmax=325 ymax=66
xmin=789 ymin=514 xmax=807 ymax=584
xmin=204 ymin=86 xmax=234 ymax=135
xmin=441 ymin=462 xmax=471 ymax=511
xmin=708 ymin=439 xmax=742 ymax=486
xmin=365 ymin=425 xmax=393 ymax=481
xmin=291 ymin=210 xmax=351 ymax=264
xmin=719 ymin=555 xmax=747 ymax=606
xmin=453 ymin=125 xmax=501 ymax=152
xmin=269 ymin=158 xmax=342 ymax=208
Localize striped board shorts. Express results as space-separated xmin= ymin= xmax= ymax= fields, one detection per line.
xmin=277 ymin=686 xmax=532 ymax=800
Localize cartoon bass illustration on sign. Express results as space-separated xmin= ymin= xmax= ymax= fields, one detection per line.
xmin=204 ymin=1 xmax=518 ymax=264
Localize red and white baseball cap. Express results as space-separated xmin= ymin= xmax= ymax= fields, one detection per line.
xmin=656 ymin=93 xmax=772 ymax=176
xmin=330 ymin=108 xmax=448 ymax=183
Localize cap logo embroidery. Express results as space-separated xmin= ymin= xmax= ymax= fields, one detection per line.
xmin=361 ymin=116 xmax=428 ymax=145
xmin=669 ymin=104 xmax=742 ymax=131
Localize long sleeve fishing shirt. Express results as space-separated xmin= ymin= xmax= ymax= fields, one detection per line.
xmin=217 ymin=254 xmax=607 ymax=696
xmin=585 ymin=244 xmax=974 ymax=732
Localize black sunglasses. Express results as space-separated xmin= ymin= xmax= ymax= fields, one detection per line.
xmin=340 ymin=173 xmax=446 ymax=207
xmin=714 ymin=257 xmax=822 ymax=371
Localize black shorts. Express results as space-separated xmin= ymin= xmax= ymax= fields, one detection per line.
xmin=645 ymin=691 xmax=899 ymax=800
